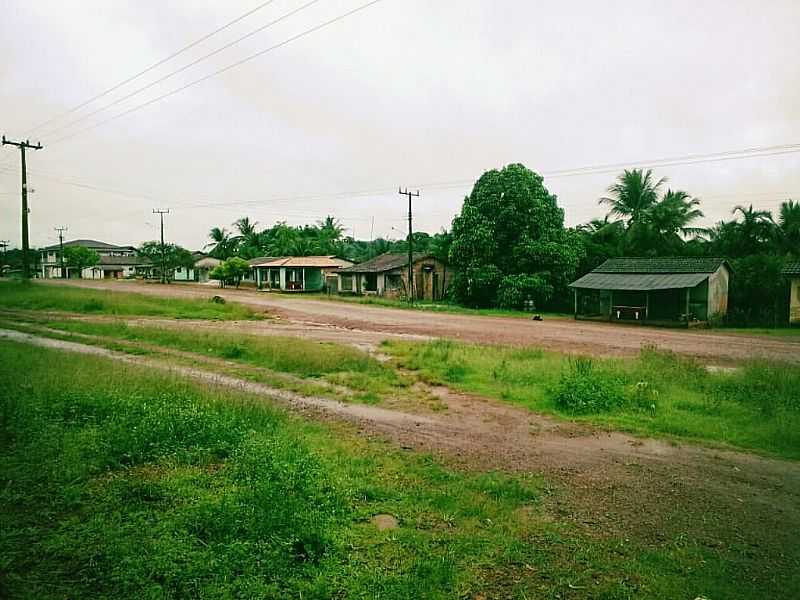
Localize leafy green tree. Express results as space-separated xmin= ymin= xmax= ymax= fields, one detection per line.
xmin=138 ymin=242 xmax=194 ymax=281
xmin=210 ymin=256 xmax=250 ymax=288
xmin=63 ymin=246 xmax=100 ymax=278
xmin=232 ymin=218 xmax=262 ymax=259
xmin=449 ymin=163 xmax=582 ymax=308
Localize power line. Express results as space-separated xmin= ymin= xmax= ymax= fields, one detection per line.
xmin=48 ymin=0 xmax=387 ymax=146
xmin=21 ymin=0 xmax=280 ymax=137
xmin=39 ymin=0 xmax=323 ymax=139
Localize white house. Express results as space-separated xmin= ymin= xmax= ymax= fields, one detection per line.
xmin=173 ymin=252 xmax=221 ymax=283
xmin=39 ymin=239 xmax=145 ymax=279
xmin=250 ymin=256 xmax=353 ymax=292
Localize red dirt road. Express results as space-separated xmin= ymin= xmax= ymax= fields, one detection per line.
xmin=46 ymin=279 xmax=800 ymax=364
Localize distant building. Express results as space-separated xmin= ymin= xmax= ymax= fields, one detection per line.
xmin=39 ymin=239 xmax=145 ymax=279
xmin=783 ymin=261 xmax=800 ymax=326
xmin=173 ymin=252 xmax=221 ymax=283
xmin=337 ymin=252 xmax=449 ymax=301
xmin=250 ymin=256 xmax=354 ymax=292
xmin=569 ymin=257 xmax=731 ymax=326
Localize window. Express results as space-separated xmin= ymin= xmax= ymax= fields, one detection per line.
xmin=340 ymin=274 xmax=353 ymax=291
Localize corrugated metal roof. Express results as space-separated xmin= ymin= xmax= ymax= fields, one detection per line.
xmin=569 ymin=272 xmax=710 ymax=291
xmin=41 ymin=239 xmax=136 ymax=252
xmin=251 ymin=256 xmax=353 ymax=268
xmin=339 ymin=252 xmax=434 ymax=273
xmin=595 ymin=257 xmax=727 ymax=274
xmin=783 ymin=261 xmax=800 ymax=276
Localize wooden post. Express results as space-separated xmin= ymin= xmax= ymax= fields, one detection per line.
xmin=573 ymin=289 xmax=578 ymax=318
xmin=645 ymin=292 xmax=650 ymax=321
xmin=685 ymin=288 xmax=691 ymax=325
xmin=609 ymin=290 xmax=614 ymax=320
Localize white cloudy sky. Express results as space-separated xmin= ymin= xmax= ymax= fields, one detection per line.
xmin=1 ymin=0 xmax=799 ymax=251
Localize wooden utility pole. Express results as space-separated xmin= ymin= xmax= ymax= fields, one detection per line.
xmin=2 ymin=136 xmax=43 ymax=279
xmin=398 ymin=187 xmax=420 ymax=304
xmin=54 ymin=226 xmax=68 ymax=278
xmin=152 ymin=209 xmax=170 ymax=283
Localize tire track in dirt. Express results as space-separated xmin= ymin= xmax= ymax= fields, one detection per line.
xmin=3 ymin=326 xmax=799 ymax=579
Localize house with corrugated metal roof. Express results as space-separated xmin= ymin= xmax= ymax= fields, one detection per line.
xmin=249 ymin=256 xmax=353 ymax=292
xmin=337 ymin=252 xmax=448 ymax=301
xmin=782 ymin=261 xmax=800 ymax=326
xmin=569 ymin=257 xmax=731 ymax=326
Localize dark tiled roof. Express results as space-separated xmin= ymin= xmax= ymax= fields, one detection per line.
xmin=570 ymin=272 xmax=710 ymax=291
xmin=41 ymin=239 xmax=136 ymax=252
xmin=339 ymin=252 xmax=434 ymax=273
xmin=594 ymin=257 xmax=728 ymax=274
xmin=783 ymin=261 xmax=800 ymax=276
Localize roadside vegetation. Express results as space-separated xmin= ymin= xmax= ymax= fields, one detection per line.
xmin=0 ymin=340 xmax=788 ymax=599
xmin=385 ymin=339 xmax=800 ymax=459
xmin=0 ymin=281 xmax=258 ymax=320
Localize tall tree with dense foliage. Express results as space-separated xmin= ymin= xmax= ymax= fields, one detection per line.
xmin=449 ymin=163 xmax=582 ymax=308
xmin=63 ymin=246 xmax=100 ymax=277
xmin=138 ymin=242 xmax=194 ymax=281
xmin=778 ymin=200 xmax=800 ymax=256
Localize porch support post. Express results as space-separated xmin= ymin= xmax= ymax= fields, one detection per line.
xmin=255 ymin=268 xmax=261 ymax=289
xmin=573 ymin=289 xmax=578 ymax=318
xmin=645 ymin=291 xmax=650 ymax=321
xmin=685 ymin=287 xmax=691 ymax=324
xmin=609 ymin=290 xmax=614 ymax=321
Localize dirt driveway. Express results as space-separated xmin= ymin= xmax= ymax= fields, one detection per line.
xmin=47 ymin=279 xmax=800 ymax=364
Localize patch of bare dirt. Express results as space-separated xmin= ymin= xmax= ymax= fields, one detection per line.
xmin=43 ymin=279 xmax=800 ymax=364
xmin=3 ymin=326 xmax=799 ymax=578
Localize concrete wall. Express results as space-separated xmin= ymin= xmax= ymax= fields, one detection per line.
xmin=790 ymin=278 xmax=800 ymax=325
xmin=707 ymin=264 xmax=730 ymax=319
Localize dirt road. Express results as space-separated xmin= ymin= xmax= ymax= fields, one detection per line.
xmin=3 ymin=326 xmax=799 ymax=585
xmin=48 ymin=279 xmax=800 ymax=364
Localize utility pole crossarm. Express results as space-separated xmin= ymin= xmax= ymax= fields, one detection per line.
xmin=2 ymin=135 xmax=44 ymax=280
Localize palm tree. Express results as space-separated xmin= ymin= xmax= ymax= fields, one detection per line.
xmin=778 ymin=200 xmax=800 ymax=256
xmin=206 ymin=227 xmax=234 ymax=259
xmin=732 ymin=204 xmax=775 ymax=254
xmin=232 ymin=217 xmax=262 ymax=258
xmin=649 ymin=190 xmax=705 ymax=237
xmin=600 ymin=168 xmax=667 ymax=226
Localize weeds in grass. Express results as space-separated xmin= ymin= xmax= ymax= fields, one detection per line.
xmin=0 ymin=281 xmax=257 ymax=320
xmin=384 ymin=338 xmax=800 ymax=458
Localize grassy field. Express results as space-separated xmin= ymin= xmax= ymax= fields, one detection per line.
xmin=0 ymin=281 xmax=258 ymax=320
xmin=1 ymin=340 xmax=791 ymax=599
xmin=27 ymin=319 xmax=410 ymax=404
xmin=385 ymin=339 xmax=800 ymax=460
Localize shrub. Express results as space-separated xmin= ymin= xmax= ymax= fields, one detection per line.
xmin=553 ymin=357 xmax=624 ymax=414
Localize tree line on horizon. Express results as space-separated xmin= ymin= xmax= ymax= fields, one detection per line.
xmin=2 ymin=163 xmax=797 ymax=325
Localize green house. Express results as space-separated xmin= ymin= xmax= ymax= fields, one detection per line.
xmin=569 ymin=257 xmax=731 ymax=326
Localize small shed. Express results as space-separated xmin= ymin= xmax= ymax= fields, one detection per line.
xmin=569 ymin=257 xmax=731 ymax=326
xmin=782 ymin=261 xmax=800 ymax=326
xmin=250 ymin=256 xmax=353 ymax=292
xmin=337 ymin=252 xmax=448 ymax=301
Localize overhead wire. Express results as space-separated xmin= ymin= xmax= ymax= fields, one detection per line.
xmin=46 ymin=0 xmax=387 ymax=146
xmin=38 ymin=0 xmax=324 ymax=139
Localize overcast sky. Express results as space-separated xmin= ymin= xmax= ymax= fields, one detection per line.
xmin=2 ymin=0 xmax=799 ymax=251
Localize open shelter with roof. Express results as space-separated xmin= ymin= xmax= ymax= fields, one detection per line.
xmin=569 ymin=257 xmax=731 ymax=326
xmin=249 ymin=256 xmax=353 ymax=292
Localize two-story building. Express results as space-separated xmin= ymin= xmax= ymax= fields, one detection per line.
xmin=39 ymin=239 xmax=144 ymax=279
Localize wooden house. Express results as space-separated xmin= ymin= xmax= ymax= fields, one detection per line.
xmin=337 ymin=252 xmax=448 ymax=301
xmin=569 ymin=257 xmax=731 ymax=326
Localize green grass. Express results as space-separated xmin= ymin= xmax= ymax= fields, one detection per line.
xmin=1 ymin=340 xmax=793 ymax=599
xmin=384 ymin=339 xmax=800 ymax=460
xmin=0 ymin=281 xmax=258 ymax=320
xmin=298 ymin=292 xmax=571 ymax=319
xmin=37 ymin=318 xmax=408 ymax=397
